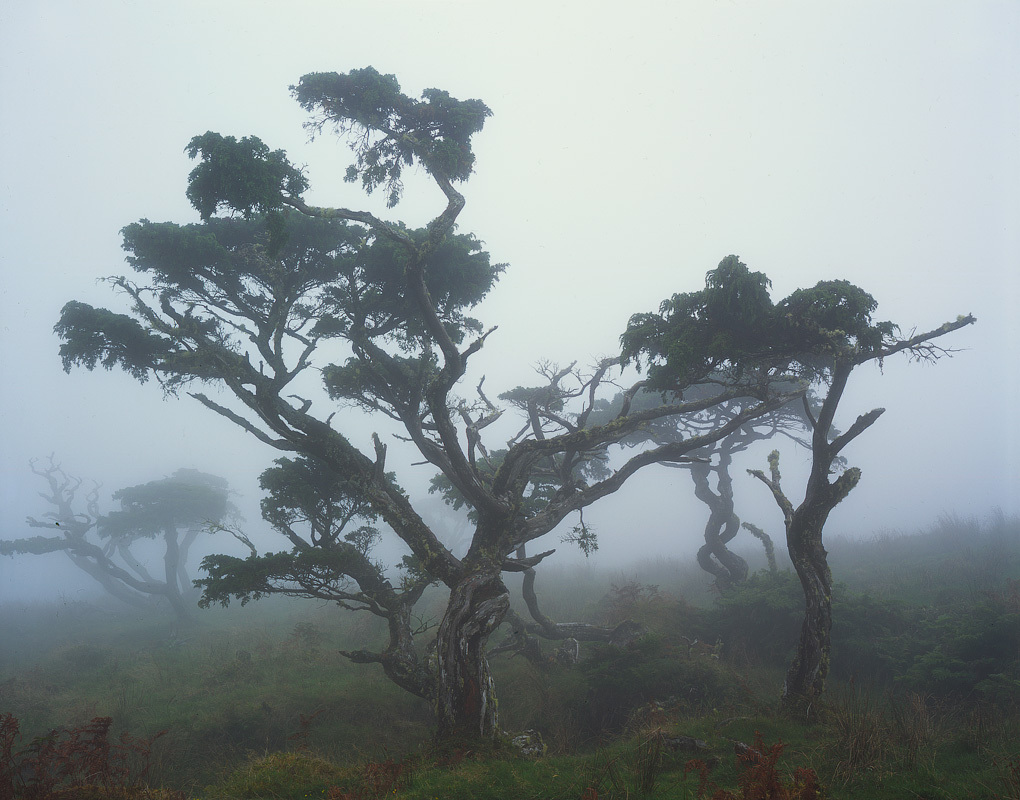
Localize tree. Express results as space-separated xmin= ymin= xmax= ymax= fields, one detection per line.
xmin=198 ymin=456 xmax=437 ymax=701
xmin=588 ymin=385 xmax=810 ymax=590
xmin=54 ymin=68 xmax=803 ymax=740
xmin=1 ymin=457 xmax=231 ymax=620
xmin=622 ymin=255 xmax=975 ymax=718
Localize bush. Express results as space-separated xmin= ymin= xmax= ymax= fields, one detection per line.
xmin=701 ymin=571 xmax=802 ymax=666
xmin=895 ymin=587 xmax=1020 ymax=702
xmin=580 ymin=635 xmax=737 ymax=733
xmin=203 ymin=751 xmax=345 ymax=800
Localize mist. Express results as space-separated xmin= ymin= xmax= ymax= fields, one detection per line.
xmin=2 ymin=3 xmax=1015 ymax=608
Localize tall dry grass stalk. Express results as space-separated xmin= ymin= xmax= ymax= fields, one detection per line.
xmin=889 ymin=691 xmax=937 ymax=771
xmin=824 ymin=682 xmax=889 ymax=785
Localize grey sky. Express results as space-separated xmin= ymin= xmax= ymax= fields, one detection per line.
xmin=1 ymin=1 xmax=1017 ymax=601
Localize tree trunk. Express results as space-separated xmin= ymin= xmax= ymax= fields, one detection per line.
xmin=781 ymin=506 xmax=833 ymax=719
xmin=343 ymin=601 xmax=437 ymax=702
xmin=435 ymin=567 xmax=509 ymax=740
xmin=778 ymin=452 xmax=860 ymax=719
xmin=162 ymin=528 xmax=193 ymax=622
xmin=691 ymin=461 xmax=748 ymax=589
xmin=177 ymin=528 xmax=200 ymax=597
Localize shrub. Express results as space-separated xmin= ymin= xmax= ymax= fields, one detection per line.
xmin=894 ymin=589 xmax=1020 ymax=702
xmin=701 ymin=571 xmax=802 ymax=666
xmin=580 ymin=635 xmax=737 ymax=733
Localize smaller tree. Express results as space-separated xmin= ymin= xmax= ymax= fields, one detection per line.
xmin=196 ymin=456 xmax=437 ymax=701
xmin=1 ymin=457 xmax=232 ymax=621
xmin=589 ymin=385 xmax=811 ymax=590
xmin=745 ymin=309 xmax=973 ymax=716
xmin=622 ymin=255 xmax=975 ymax=717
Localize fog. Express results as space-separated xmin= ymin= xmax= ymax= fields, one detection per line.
xmin=1 ymin=1 xmax=1017 ymax=605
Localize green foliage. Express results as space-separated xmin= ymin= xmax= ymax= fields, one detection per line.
xmin=3 ymin=559 xmax=1019 ymax=800
xmin=196 ymin=548 xmax=385 ymax=608
xmin=620 ymin=255 xmax=777 ymax=390
xmin=54 ymin=302 xmax=174 ymax=383
xmin=292 ymin=68 xmax=492 ymax=205
xmin=703 ymin=571 xmax=804 ymax=665
xmin=259 ymin=457 xmax=378 ymax=547
xmin=581 ymin=636 xmax=738 ymax=731
xmin=498 ymin=383 xmax=567 ymax=413
xmin=195 ymin=456 xmax=414 ymax=613
xmin=561 ymin=519 xmax=599 ymax=558
xmin=316 ymin=225 xmax=504 ymax=350
xmin=101 ymin=469 xmax=230 ymax=542
xmin=778 ymin=279 xmax=897 ymax=357
xmin=58 ymin=211 xmax=502 ymax=396
xmin=323 ymin=352 xmax=439 ymax=410
xmin=122 ymin=214 xmax=357 ymax=298
xmin=704 ymin=560 xmax=1020 ymax=705
xmin=621 ymin=255 xmax=899 ymax=391
xmin=184 ymin=132 xmax=309 ymax=253
xmin=894 ymin=588 xmax=1020 ymax=702
xmin=201 ymin=750 xmax=345 ymax=800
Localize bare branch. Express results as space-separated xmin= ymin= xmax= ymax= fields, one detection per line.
xmin=189 ymin=393 xmax=299 ymax=451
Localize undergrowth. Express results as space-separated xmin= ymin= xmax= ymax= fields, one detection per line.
xmin=0 ymin=513 xmax=1017 ymax=798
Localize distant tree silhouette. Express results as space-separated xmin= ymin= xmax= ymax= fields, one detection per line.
xmin=1 ymin=457 xmax=232 ymax=621
xmin=588 ymin=384 xmax=812 ymax=590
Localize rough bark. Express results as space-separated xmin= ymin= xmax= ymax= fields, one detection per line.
xmin=435 ymin=567 xmax=510 ymax=739
xmin=342 ymin=601 xmax=436 ymax=701
xmin=161 ymin=527 xmax=192 ymax=622
xmin=781 ymin=506 xmax=836 ymax=718
xmin=748 ymin=362 xmax=874 ymax=719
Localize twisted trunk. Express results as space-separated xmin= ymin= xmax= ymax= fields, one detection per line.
xmin=162 ymin=527 xmax=192 ymax=622
xmin=777 ymin=363 xmax=868 ymax=718
xmin=691 ymin=458 xmax=748 ymax=589
xmin=781 ymin=505 xmax=834 ymax=718
xmin=435 ymin=566 xmax=509 ymax=740
xmin=342 ymin=600 xmax=436 ymax=702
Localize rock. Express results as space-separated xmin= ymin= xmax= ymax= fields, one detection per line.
xmin=509 ymin=729 xmax=547 ymax=758
xmin=661 ymin=734 xmax=709 ymax=752
xmin=555 ymin=637 xmax=579 ymax=665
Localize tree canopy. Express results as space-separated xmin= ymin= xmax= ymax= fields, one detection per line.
xmin=621 ymin=255 xmax=902 ymax=390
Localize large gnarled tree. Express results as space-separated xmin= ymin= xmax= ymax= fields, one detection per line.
xmin=54 ymin=68 xmax=803 ymax=740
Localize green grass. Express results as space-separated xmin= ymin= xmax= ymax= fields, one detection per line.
xmin=0 ymin=598 xmax=433 ymax=794
xmin=2 ymin=513 xmax=1018 ymax=798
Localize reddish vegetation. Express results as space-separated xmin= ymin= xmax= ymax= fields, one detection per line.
xmin=0 ymin=713 xmax=173 ymax=800
xmin=685 ymin=733 xmax=821 ymax=800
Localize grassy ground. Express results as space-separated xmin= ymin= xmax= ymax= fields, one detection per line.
xmin=2 ymin=513 xmax=1018 ymax=798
